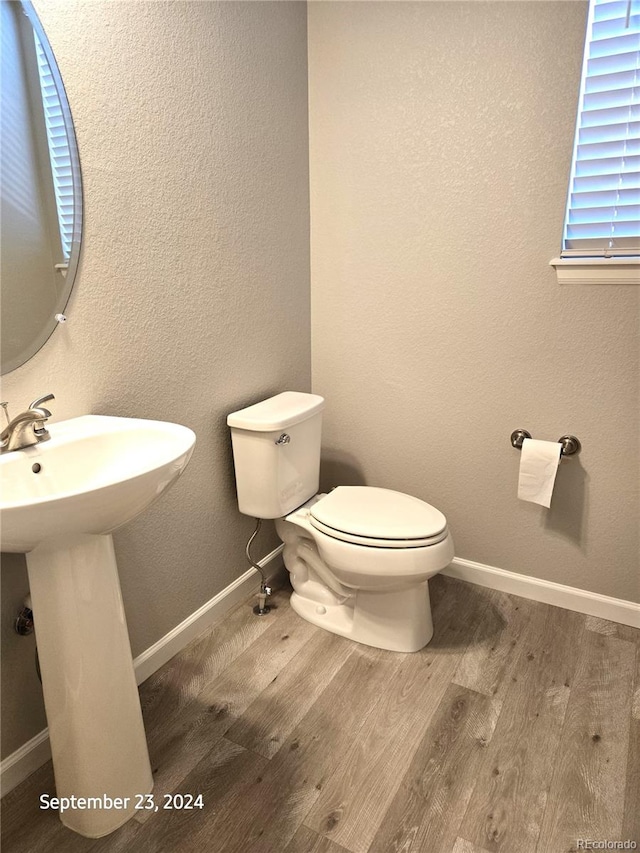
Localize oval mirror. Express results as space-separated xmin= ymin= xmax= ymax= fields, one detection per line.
xmin=1 ymin=0 xmax=82 ymax=374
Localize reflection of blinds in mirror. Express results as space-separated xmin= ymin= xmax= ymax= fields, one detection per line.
xmin=561 ymin=0 xmax=640 ymax=258
xmin=33 ymin=30 xmax=72 ymax=262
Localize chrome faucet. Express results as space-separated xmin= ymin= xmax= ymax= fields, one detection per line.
xmin=0 ymin=394 xmax=55 ymax=454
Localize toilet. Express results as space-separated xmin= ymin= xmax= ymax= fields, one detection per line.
xmin=227 ymin=391 xmax=454 ymax=652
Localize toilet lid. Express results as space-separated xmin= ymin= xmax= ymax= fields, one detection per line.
xmin=309 ymin=486 xmax=447 ymax=543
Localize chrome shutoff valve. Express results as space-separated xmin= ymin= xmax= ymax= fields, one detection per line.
xmin=15 ymin=601 xmax=34 ymax=635
xmin=253 ymin=585 xmax=272 ymax=616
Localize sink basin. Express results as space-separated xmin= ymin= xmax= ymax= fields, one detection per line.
xmin=0 ymin=415 xmax=195 ymax=838
xmin=1 ymin=414 xmax=195 ymax=552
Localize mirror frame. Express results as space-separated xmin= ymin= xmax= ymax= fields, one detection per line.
xmin=2 ymin=1 xmax=83 ymax=374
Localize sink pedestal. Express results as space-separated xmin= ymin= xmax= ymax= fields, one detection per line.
xmin=26 ymin=533 xmax=153 ymax=838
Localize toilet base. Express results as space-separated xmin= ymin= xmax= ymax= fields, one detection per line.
xmin=290 ymin=582 xmax=434 ymax=653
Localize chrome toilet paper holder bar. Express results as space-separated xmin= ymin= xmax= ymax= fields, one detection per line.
xmin=510 ymin=429 xmax=582 ymax=458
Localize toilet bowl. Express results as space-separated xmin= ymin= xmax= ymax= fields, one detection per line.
xmin=227 ymin=392 xmax=454 ymax=653
xmin=275 ymin=489 xmax=454 ymax=652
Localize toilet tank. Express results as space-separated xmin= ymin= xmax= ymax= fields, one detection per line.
xmin=227 ymin=392 xmax=325 ymax=519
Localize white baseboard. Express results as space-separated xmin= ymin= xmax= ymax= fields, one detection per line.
xmin=444 ymin=557 xmax=640 ymax=629
xmin=0 ymin=729 xmax=51 ymax=800
xmin=0 ymin=545 xmax=284 ymax=799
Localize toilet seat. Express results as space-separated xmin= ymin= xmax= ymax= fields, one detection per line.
xmin=309 ymin=486 xmax=448 ymax=549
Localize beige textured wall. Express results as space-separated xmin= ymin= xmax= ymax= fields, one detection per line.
xmin=1 ymin=0 xmax=310 ymax=759
xmin=308 ymin=2 xmax=639 ymax=601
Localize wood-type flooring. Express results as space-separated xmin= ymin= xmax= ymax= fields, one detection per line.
xmin=2 ymin=575 xmax=639 ymax=853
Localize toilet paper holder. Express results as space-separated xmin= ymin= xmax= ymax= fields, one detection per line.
xmin=510 ymin=430 xmax=581 ymax=458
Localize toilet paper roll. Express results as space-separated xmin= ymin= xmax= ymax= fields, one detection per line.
xmin=517 ymin=438 xmax=562 ymax=508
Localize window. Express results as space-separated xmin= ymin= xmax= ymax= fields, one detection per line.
xmin=33 ymin=27 xmax=73 ymax=262
xmin=551 ymin=0 xmax=640 ymax=283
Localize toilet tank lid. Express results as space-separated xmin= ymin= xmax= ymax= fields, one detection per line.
xmin=227 ymin=392 xmax=325 ymax=431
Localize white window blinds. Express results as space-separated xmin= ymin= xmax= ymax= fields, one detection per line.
xmin=562 ymin=0 xmax=640 ymax=258
xmin=33 ymin=28 xmax=73 ymax=261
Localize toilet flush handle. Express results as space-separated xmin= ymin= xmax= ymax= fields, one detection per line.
xmin=275 ymin=433 xmax=290 ymax=445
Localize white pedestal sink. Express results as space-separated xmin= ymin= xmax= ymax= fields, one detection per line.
xmin=0 ymin=415 xmax=196 ymax=837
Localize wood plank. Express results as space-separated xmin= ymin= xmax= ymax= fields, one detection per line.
xmin=428 ymin=575 xmax=494 ymax=648
xmin=428 ymin=573 xmax=450 ymax=612
xmin=623 ymin=710 xmax=640 ymax=845
xmin=535 ymin=630 xmax=636 ymax=853
xmin=0 ymin=761 xmax=96 ymax=853
xmin=366 ymin=683 xmax=500 ymax=853
xmin=117 ymin=738 xmax=268 ymax=853
xmin=136 ymin=603 xmax=317 ymax=824
xmin=451 ymin=838 xmax=493 ymax=853
xmin=86 ymin=819 xmax=143 ymax=853
xmin=284 ymin=825 xmax=351 ymax=853
xmin=452 ymin=591 xmax=539 ymax=700
xmin=585 ymin=614 xmax=640 ymax=646
xmin=633 ymin=640 xmax=640 ymax=721
xmin=622 ymin=640 xmax=639 ymax=845
xmin=225 ymin=629 xmax=355 ymax=758
xmin=196 ymin=599 xmax=318 ymax=716
xmin=139 ymin=587 xmax=290 ymax=740
xmin=303 ymin=692 xmax=432 ymax=852
xmin=304 ymin=572 xmax=493 ymax=852
xmin=458 ymin=604 xmax=585 ymax=853
xmin=181 ymin=643 xmax=406 ymax=853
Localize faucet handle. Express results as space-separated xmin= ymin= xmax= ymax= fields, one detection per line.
xmin=29 ymin=393 xmax=55 ymax=410
xmin=0 ymin=402 xmax=10 ymax=427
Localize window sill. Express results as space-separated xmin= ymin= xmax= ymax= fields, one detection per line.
xmin=550 ymin=258 xmax=640 ymax=285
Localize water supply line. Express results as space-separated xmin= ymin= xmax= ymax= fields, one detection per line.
xmin=245 ymin=518 xmax=272 ymax=615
